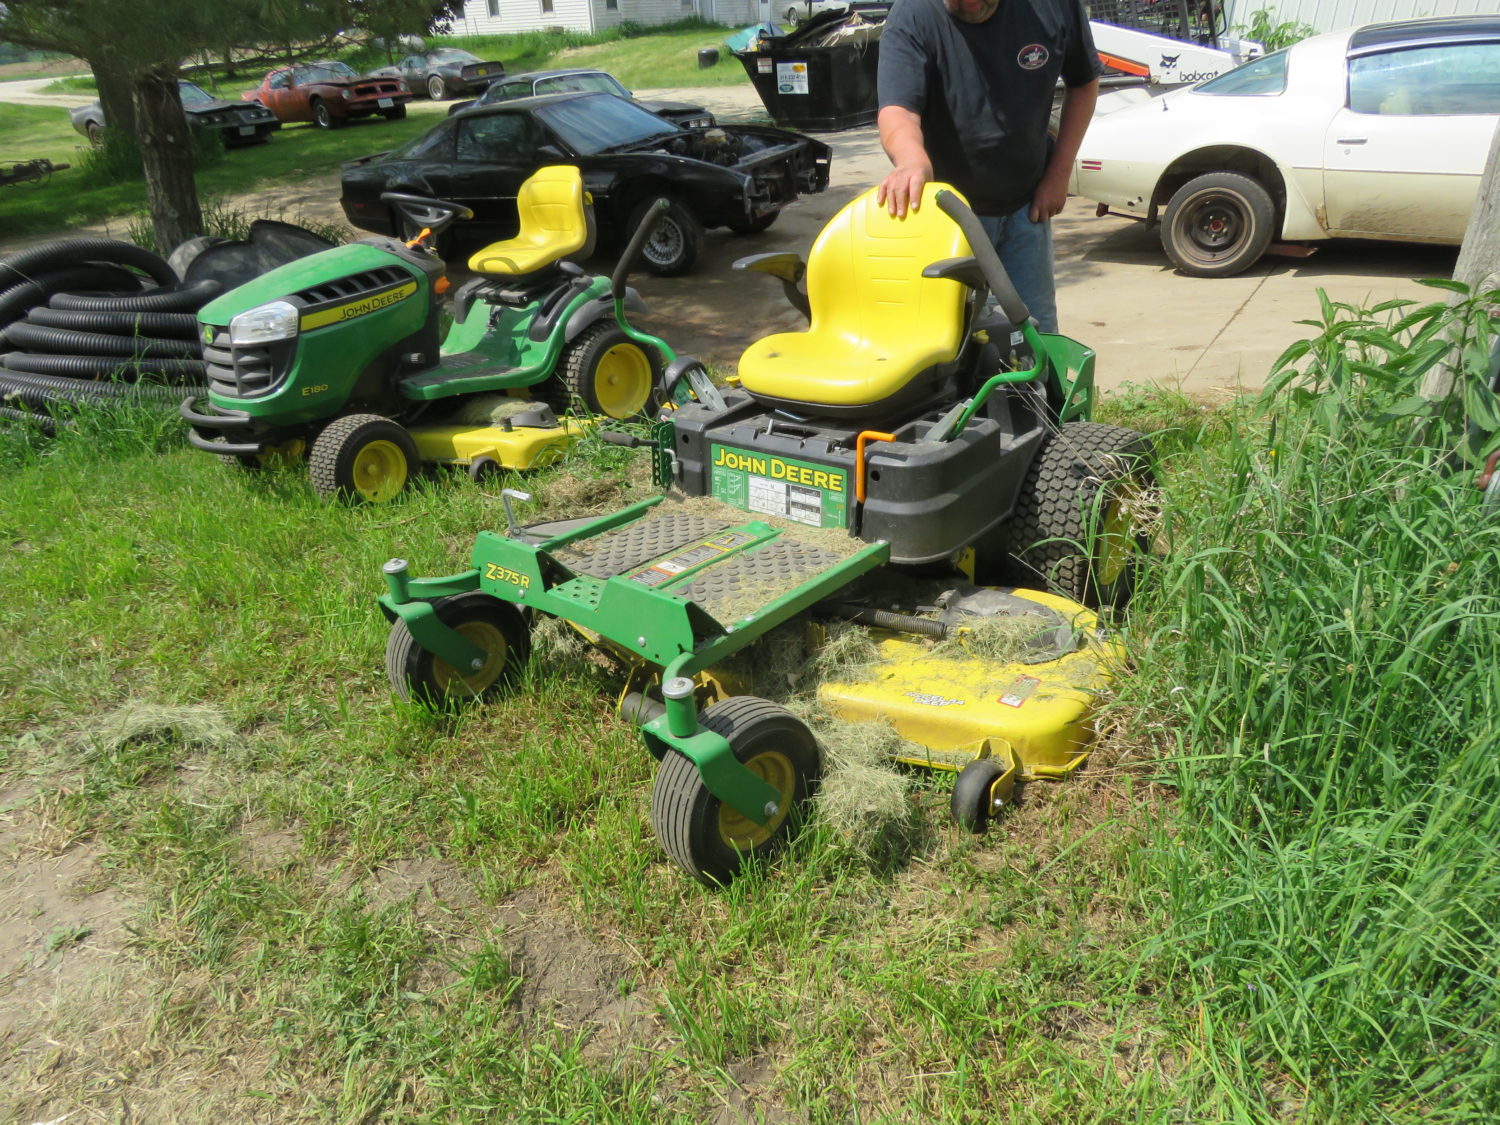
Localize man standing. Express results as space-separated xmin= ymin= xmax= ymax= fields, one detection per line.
xmin=876 ymin=0 xmax=1101 ymax=332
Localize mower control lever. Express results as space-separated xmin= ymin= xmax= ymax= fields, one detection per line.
xmin=934 ymin=191 xmax=1030 ymax=328
xmin=599 ymin=430 xmax=656 ymax=449
xmin=500 ymin=489 xmax=531 ymax=538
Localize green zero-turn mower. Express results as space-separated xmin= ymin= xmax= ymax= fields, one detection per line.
xmin=181 ymin=166 xmax=681 ymax=502
xmin=377 ymin=183 xmax=1158 ymax=885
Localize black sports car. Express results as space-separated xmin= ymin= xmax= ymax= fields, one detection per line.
xmin=68 ymin=80 xmax=279 ymax=146
xmin=339 ymin=91 xmax=831 ymax=276
xmin=449 ymin=68 xmax=715 ymax=129
xmin=371 ymin=48 xmax=504 ymax=101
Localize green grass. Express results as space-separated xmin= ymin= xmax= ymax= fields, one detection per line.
xmin=5 ymin=284 xmax=1499 ymax=1119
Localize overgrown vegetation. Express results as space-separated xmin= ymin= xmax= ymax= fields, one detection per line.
xmin=1237 ymin=7 xmax=1318 ymax=50
xmin=1 ymin=286 xmax=1497 ymax=1120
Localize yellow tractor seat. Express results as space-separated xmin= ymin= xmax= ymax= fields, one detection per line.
xmin=737 ymin=183 xmax=975 ymax=417
xmin=466 ymin=165 xmax=595 ymax=279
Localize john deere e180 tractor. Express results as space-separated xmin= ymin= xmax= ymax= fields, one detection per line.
xmin=182 ymin=166 xmax=678 ymax=501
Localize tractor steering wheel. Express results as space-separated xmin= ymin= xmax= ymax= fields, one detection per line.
xmin=379 ymin=192 xmax=474 ymax=237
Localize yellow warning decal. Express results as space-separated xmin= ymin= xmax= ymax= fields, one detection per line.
xmin=630 ymin=532 xmax=755 ymax=588
xmin=299 ymin=281 xmax=417 ymax=330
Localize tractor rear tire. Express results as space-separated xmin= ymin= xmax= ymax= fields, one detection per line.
xmin=386 ymin=592 xmax=530 ymax=707
xmin=551 ymin=322 xmax=660 ymax=421
xmin=309 ymin=413 xmax=417 ymax=503
xmin=651 ymin=696 xmax=820 ymax=886
xmin=979 ymin=422 xmax=1156 ymax=611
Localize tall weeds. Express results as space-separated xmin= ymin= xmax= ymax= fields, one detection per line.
xmin=1136 ymin=285 xmax=1500 ymax=1119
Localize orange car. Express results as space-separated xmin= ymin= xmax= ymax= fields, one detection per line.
xmin=243 ymin=61 xmax=412 ymax=129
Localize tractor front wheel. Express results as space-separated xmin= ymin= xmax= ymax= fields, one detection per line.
xmin=552 ymin=322 xmax=660 ymax=421
xmin=386 ymin=592 xmax=531 ymax=707
xmin=651 ymin=696 xmax=820 ymax=886
xmin=309 ymin=414 xmax=418 ymax=503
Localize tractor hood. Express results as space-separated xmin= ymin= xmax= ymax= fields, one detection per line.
xmin=197 ymin=243 xmax=428 ymax=326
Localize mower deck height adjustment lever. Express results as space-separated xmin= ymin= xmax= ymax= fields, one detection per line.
xmin=500 ymin=489 xmax=531 ymax=538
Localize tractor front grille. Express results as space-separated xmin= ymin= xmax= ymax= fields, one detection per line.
xmin=202 ymin=327 xmax=282 ymax=399
xmin=292 ymin=266 xmax=410 ymax=311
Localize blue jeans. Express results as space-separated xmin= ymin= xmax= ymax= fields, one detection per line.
xmin=978 ymin=205 xmax=1057 ymax=334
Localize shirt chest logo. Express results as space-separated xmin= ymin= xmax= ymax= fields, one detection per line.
xmin=1017 ymin=43 xmax=1050 ymax=70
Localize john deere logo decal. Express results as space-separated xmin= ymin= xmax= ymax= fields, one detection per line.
xmin=1018 ymin=44 xmax=1049 ymax=70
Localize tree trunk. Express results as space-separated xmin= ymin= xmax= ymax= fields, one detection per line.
xmin=133 ymin=67 xmax=203 ymax=253
xmin=1420 ymin=122 xmax=1500 ymax=401
xmin=94 ymin=57 xmax=136 ymax=139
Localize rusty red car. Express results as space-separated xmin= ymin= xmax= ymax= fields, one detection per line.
xmin=242 ymin=60 xmax=412 ymax=129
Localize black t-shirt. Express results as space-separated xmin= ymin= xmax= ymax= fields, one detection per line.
xmin=877 ymin=0 xmax=1102 ymax=214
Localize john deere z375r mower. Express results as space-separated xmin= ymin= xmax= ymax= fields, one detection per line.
xmin=182 ymin=166 xmax=675 ymax=501
xmin=377 ymin=184 xmax=1157 ymax=884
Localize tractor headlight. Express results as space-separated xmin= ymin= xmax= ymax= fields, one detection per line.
xmin=229 ymin=301 xmax=299 ymax=346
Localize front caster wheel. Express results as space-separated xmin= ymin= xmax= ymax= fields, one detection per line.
xmin=651 ymin=697 xmax=821 ymax=886
xmin=385 ymin=592 xmax=531 ymax=706
xmin=309 ymin=413 xmax=418 ymax=503
xmin=552 ymin=321 xmax=661 ymax=421
xmin=951 ymin=757 xmax=1016 ymax=833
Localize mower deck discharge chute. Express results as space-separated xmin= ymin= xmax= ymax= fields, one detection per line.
xmin=378 ymin=184 xmax=1156 ymax=884
xmin=181 ymin=166 xmax=675 ymax=501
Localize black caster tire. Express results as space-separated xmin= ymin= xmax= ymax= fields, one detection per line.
xmin=651 ymin=696 xmax=820 ymax=886
xmin=385 ymin=592 xmax=531 ymax=707
xmin=551 ymin=321 xmax=661 ymax=421
xmin=951 ymin=758 xmax=1014 ymax=834
xmin=309 ymin=413 xmax=418 ymax=503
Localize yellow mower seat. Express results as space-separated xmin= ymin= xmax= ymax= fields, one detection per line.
xmin=467 ymin=165 xmax=592 ymax=278
xmin=738 ymin=183 xmax=973 ymax=413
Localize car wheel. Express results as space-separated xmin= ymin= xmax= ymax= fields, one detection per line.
xmin=629 ymin=197 xmax=703 ymax=278
xmin=427 ymin=75 xmax=446 ymax=101
xmin=1161 ymin=171 xmax=1276 ymax=278
xmin=382 ymin=104 xmax=407 ymax=121
xmin=784 ymin=6 xmax=800 ymax=23
xmin=310 ymin=98 xmax=340 ymax=130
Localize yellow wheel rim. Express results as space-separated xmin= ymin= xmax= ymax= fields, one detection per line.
xmin=717 ymin=749 xmax=795 ymax=851
xmin=351 ymin=439 xmax=408 ymax=503
xmin=1095 ymin=483 xmax=1140 ymax=586
xmin=592 ymin=343 xmax=653 ymax=420
xmin=429 ymin=619 xmax=508 ymax=698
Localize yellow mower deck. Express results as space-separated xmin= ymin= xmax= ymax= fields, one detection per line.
xmin=409 ymin=415 xmax=591 ymax=472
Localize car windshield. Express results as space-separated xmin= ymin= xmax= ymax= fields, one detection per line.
xmin=178 ymin=82 xmax=215 ymax=105
xmin=301 ymin=61 xmax=359 ymax=82
xmin=432 ymin=49 xmax=480 ymax=63
xmin=1195 ymin=49 xmax=1289 ymax=95
xmin=535 ymin=93 xmax=677 ymax=154
xmin=534 ymin=72 xmax=628 ymax=97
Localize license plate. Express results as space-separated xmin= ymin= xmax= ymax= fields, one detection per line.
xmin=238 ymin=126 xmax=254 ymax=135
xmin=377 ymin=97 xmax=394 ymax=107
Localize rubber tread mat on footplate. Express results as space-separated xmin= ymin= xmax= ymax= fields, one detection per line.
xmin=553 ymin=513 xmax=732 ymax=579
xmin=681 ymin=538 xmax=847 ymax=623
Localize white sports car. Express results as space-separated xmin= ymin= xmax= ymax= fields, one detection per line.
xmin=1073 ymin=16 xmax=1500 ymax=277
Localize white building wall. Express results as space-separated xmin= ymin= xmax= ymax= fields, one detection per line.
xmin=455 ymin=0 xmax=749 ymax=36
xmin=1222 ymin=0 xmax=1498 ymax=37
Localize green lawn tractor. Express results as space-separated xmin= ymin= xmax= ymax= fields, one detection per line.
xmin=376 ymin=184 xmax=1157 ymax=884
xmin=181 ymin=166 xmax=677 ymax=502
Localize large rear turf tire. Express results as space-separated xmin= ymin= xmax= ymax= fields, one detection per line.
xmin=981 ymin=422 xmax=1156 ymax=610
xmin=651 ymin=696 xmax=820 ymax=886
xmin=551 ymin=321 xmax=660 ymax=421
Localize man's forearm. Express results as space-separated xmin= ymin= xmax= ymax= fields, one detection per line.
xmin=878 ymin=105 xmax=930 ymax=170
xmin=1047 ymin=78 xmax=1099 ymax=179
